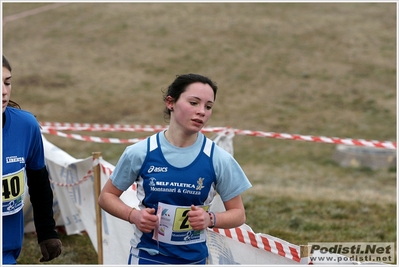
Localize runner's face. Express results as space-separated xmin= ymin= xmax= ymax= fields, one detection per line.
xmin=2 ymin=67 xmax=12 ymax=113
xmin=171 ymin=82 xmax=215 ymax=133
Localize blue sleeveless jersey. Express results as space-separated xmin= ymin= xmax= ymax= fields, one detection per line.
xmin=136 ymin=132 xmax=217 ymax=261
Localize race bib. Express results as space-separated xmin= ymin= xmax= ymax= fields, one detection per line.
xmin=2 ymin=167 xmax=25 ymax=215
xmin=154 ymin=202 xmax=209 ymax=245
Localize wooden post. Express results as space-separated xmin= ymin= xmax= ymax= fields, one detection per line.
xmin=92 ymin=152 xmax=103 ymax=264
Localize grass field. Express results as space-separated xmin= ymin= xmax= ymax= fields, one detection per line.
xmin=2 ymin=2 xmax=397 ymax=264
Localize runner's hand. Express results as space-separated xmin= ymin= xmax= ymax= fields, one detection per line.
xmin=134 ymin=208 xmax=158 ymax=233
xmin=187 ymin=205 xmax=209 ymax=230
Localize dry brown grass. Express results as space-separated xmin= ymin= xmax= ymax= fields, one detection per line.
xmin=3 ymin=2 xmax=396 ymax=264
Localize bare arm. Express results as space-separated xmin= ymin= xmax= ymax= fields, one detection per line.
xmin=214 ymin=195 xmax=246 ymax=228
xmin=98 ymin=179 xmax=158 ymax=233
xmin=98 ymin=179 xmax=129 ymax=221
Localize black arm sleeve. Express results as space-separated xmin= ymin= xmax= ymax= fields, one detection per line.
xmin=26 ymin=166 xmax=59 ymax=243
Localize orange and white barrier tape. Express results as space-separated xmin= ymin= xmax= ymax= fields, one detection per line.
xmin=49 ymin=156 xmax=114 ymax=187
xmin=211 ymin=227 xmax=301 ymax=263
xmin=41 ymin=128 xmax=145 ymax=144
xmin=50 ymin=154 xmax=301 ymax=262
xmin=50 ymin=169 xmax=93 ymax=187
xmin=49 ymin=165 xmax=301 ymax=262
xmin=40 ymin=122 xmax=396 ymax=149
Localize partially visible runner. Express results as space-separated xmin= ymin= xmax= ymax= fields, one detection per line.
xmin=2 ymin=55 xmax=62 ymax=264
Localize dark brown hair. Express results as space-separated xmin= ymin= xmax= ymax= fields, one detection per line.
xmin=162 ymin=73 xmax=218 ymax=121
xmin=3 ymin=55 xmax=21 ymax=109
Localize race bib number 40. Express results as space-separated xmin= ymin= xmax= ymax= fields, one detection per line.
xmin=2 ymin=168 xmax=25 ymax=215
xmin=154 ymin=202 xmax=209 ymax=245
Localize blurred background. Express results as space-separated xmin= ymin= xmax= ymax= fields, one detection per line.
xmin=2 ymin=2 xmax=396 ymax=264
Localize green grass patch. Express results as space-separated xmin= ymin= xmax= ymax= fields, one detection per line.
xmin=244 ymin=195 xmax=396 ymax=245
xmin=17 ymin=232 xmax=97 ymax=265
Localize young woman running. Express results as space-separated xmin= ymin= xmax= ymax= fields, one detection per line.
xmin=98 ymin=73 xmax=251 ymax=265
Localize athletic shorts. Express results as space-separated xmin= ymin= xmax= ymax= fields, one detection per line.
xmin=128 ymin=247 xmax=207 ymax=265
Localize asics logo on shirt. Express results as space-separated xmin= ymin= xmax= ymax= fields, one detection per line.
xmin=6 ymin=156 xmax=25 ymax=164
xmin=148 ymin=165 xmax=168 ymax=173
